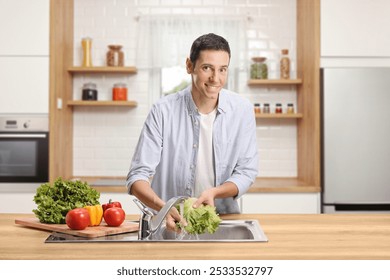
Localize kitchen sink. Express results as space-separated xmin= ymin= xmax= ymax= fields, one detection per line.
xmin=45 ymin=219 xmax=268 ymax=243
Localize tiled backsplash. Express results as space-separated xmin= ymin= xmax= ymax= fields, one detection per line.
xmin=73 ymin=0 xmax=297 ymax=177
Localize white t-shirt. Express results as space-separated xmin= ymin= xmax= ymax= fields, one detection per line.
xmin=194 ymin=108 xmax=217 ymax=197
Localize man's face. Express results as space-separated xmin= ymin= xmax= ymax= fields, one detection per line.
xmin=186 ymin=50 xmax=229 ymax=102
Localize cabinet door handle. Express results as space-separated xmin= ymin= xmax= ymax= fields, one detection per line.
xmin=0 ymin=134 xmax=47 ymax=138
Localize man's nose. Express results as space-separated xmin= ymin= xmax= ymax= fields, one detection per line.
xmin=209 ymin=70 xmax=217 ymax=81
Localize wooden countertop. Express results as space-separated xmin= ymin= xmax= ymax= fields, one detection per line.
xmin=1 ymin=213 xmax=390 ymax=260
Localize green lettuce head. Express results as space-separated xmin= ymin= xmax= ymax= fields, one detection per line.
xmin=178 ymin=197 xmax=222 ymax=235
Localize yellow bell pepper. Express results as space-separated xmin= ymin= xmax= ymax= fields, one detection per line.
xmin=84 ymin=204 xmax=103 ymax=226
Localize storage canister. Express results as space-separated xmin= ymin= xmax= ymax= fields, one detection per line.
xmin=112 ymin=83 xmax=127 ymax=101
xmin=263 ymin=103 xmax=270 ymax=114
xmin=280 ymin=49 xmax=290 ymax=79
xmin=287 ymin=103 xmax=295 ymax=114
xmin=81 ymin=37 xmax=93 ymax=67
xmin=254 ymin=103 xmax=261 ymax=114
xmin=250 ymin=57 xmax=268 ymax=79
xmin=275 ymin=103 xmax=283 ymax=113
xmin=107 ymin=45 xmax=124 ymax=67
xmin=82 ymin=82 xmax=98 ymax=100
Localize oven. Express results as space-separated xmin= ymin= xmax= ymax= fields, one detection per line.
xmin=0 ymin=115 xmax=49 ymax=184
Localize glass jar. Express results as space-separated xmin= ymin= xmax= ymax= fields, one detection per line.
xmin=106 ymin=45 xmax=124 ymax=67
xmin=112 ymin=83 xmax=127 ymax=101
xmin=82 ymin=82 xmax=97 ymax=100
xmin=81 ymin=37 xmax=93 ymax=67
xmin=280 ymin=49 xmax=290 ymax=79
xmin=254 ymin=103 xmax=261 ymax=114
xmin=275 ymin=103 xmax=283 ymax=114
xmin=263 ymin=103 xmax=270 ymax=114
xmin=250 ymin=57 xmax=268 ymax=79
xmin=287 ymin=103 xmax=295 ymax=114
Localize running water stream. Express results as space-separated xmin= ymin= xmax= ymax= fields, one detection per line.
xmin=175 ymin=202 xmax=199 ymax=240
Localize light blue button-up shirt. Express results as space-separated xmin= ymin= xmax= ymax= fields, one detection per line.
xmin=126 ymin=86 xmax=258 ymax=214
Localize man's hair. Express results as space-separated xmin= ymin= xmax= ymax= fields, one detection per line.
xmin=189 ymin=33 xmax=231 ymax=66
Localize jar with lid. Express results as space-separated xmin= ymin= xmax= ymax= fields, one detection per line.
xmin=287 ymin=103 xmax=295 ymax=114
xmin=82 ymin=82 xmax=97 ymax=100
xmin=280 ymin=49 xmax=290 ymax=79
xmin=112 ymin=83 xmax=127 ymax=101
xmin=250 ymin=57 xmax=268 ymax=79
xmin=81 ymin=37 xmax=93 ymax=67
xmin=254 ymin=103 xmax=261 ymax=114
xmin=263 ymin=103 xmax=270 ymax=114
xmin=106 ymin=45 xmax=124 ymax=67
xmin=275 ymin=103 xmax=283 ymax=113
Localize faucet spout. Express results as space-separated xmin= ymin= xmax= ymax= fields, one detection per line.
xmin=150 ymin=196 xmax=188 ymax=233
xmin=134 ymin=196 xmax=188 ymax=240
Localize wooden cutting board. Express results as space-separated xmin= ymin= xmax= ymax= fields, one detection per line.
xmin=15 ymin=218 xmax=139 ymax=238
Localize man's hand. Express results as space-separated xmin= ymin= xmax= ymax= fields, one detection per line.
xmin=165 ymin=206 xmax=187 ymax=232
xmin=193 ymin=188 xmax=216 ymax=208
xmin=193 ymin=182 xmax=239 ymax=209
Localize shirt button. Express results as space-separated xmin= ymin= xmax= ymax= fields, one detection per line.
xmin=193 ymin=144 xmax=197 ymax=148
xmin=190 ymin=165 xmax=194 ymax=169
xmin=194 ymin=121 xmax=198 ymax=125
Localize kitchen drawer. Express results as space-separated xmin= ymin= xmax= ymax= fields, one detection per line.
xmin=0 ymin=57 xmax=49 ymax=114
xmin=241 ymin=193 xmax=320 ymax=214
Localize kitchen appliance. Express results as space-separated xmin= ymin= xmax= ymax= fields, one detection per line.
xmin=0 ymin=114 xmax=49 ymax=184
xmin=321 ymin=68 xmax=390 ymax=213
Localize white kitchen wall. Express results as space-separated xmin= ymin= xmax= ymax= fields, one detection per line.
xmin=72 ymin=0 xmax=297 ymax=178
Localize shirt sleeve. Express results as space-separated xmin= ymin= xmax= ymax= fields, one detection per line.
xmin=126 ymin=104 xmax=163 ymax=194
xmin=226 ymin=101 xmax=258 ymax=199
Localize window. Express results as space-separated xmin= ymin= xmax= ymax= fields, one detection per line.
xmin=161 ymin=66 xmax=191 ymax=96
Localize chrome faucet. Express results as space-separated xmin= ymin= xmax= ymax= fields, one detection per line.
xmin=133 ymin=196 xmax=188 ymax=240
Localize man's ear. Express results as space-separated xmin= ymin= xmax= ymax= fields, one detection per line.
xmin=186 ymin=58 xmax=193 ymax=74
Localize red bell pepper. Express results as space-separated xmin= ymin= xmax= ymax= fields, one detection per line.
xmin=102 ymin=199 xmax=122 ymax=212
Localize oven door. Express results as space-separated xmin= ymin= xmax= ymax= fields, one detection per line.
xmin=0 ymin=132 xmax=49 ymax=183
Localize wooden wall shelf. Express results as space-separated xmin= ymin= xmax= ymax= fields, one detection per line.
xmin=248 ymin=79 xmax=302 ymax=85
xmin=255 ymin=113 xmax=303 ymax=119
xmin=67 ymin=100 xmax=138 ymax=107
xmin=68 ymin=66 xmax=137 ymax=74
xmin=72 ymin=176 xmax=319 ymax=193
xmin=249 ymin=177 xmax=320 ymax=193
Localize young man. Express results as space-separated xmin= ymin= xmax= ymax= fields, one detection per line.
xmin=126 ymin=33 xmax=258 ymax=231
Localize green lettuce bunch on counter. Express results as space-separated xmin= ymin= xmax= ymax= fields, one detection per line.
xmin=178 ymin=197 xmax=222 ymax=235
xmin=33 ymin=178 xmax=100 ymax=224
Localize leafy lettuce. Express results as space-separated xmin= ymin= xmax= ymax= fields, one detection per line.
xmin=178 ymin=197 xmax=222 ymax=235
xmin=33 ymin=178 xmax=100 ymax=224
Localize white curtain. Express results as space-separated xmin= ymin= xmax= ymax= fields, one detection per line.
xmin=136 ymin=15 xmax=246 ymax=70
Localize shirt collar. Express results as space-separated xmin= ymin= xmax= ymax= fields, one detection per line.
xmin=184 ymin=86 xmax=229 ymax=115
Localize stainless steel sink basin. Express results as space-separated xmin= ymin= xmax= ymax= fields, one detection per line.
xmin=154 ymin=220 xmax=268 ymax=242
xmin=45 ymin=219 xmax=268 ymax=243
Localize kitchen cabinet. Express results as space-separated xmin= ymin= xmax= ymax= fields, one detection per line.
xmin=241 ymin=193 xmax=320 ymax=214
xmin=321 ymin=0 xmax=390 ymax=57
xmin=0 ymin=57 xmax=49 ymax=114
xmin=0 ymin=0 xmax=49 ymax=114
xmin=0 ymin=0 xmax=49 ymax=56
xmin=49 ymin=0 xmax=321 ymax=198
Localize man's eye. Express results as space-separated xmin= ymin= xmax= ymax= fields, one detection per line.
xmin=203 ymin=66 xmax=210 ymax=71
